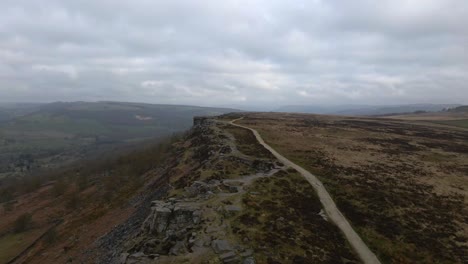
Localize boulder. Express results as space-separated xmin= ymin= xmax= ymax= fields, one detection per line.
xmin=225 ymin=205 xmax=241 ymax=212
xmin=243 ymin=257 xmax=256 ymax=264
xmin=169 ymin=240 xmax=187 ymax=256
xmin=212 ymin=239 xmax=234 ymax=254
xmin=220 ymin=251 xmax=240 ymax=263
xmin=185 ymin=181 xmax=210 ymax=197
xmin=142 ymin=201 xmax=201 ymax=235
xmin=119 ymin=253 xmax=129 ymax=264
xmin=130 ymin=252 xmax=146 ymax=258
xmin=240 ymin=249 xmax=253 ymax=258
xmin=224 ymin=205 xmax=242 ymax=217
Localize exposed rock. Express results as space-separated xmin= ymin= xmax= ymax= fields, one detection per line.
xmin=212 ymin=239 xmax=234 ymax=254
xmin=143 ymin=202 xmax=172 ymax=234
xmin=220 ymin=146 xmax=232 ymax=154
xmin=130 ymin=252 xmax=146 ymax=258
xmin=133 ymin=199 xmax=204 ymax=256
xmin=318 ymin=209 xmax=329 ymax=221
xmin=223 ymin=180 xmax=243 ymax=187
xmin=243 ymin=257 xmax=256 ymax=264
xmin=252 ymin=159 xmax=275 ymax=172
xmin=185 ymin=181 xmax=217 ymax=197
xmin=206 ymin=225 xmax=222 ymax=234
xmin=142 ymin=200 xmax=201 ymax=235
xmin=219 ymin=180 xmax=244 ymax=193
xmin=169 ymin=240 xmax=187 ymax=256
xmin=220 ymin=251 xmax=240 ymax=263
xmin=240 ymin=249 xmax=253 ymax=257
xmin=110 ymin=117 xmax=282 ymax=264
xmin=224 ymin=205 xmax=242 ymax=216
xmin=193 ymin=116 xmax=213 ymax=127
xmin=119 ymin=253 xmax=129 ymax=264
xmin=125 ymin=252 xmax=152 ymax=264
xmin=225 ymin=205 xmax=241 ymax=212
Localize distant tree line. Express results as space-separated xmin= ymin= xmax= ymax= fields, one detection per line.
xmin=0 ymin=132 xmax=185 ymax=212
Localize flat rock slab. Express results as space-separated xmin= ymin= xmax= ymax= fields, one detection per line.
xmin=220 ymin=251 xmax=236 ymax=260
xmin=212 ymin=239 xmax=234 ymax=254
xmin=225 ymin=205 xmax=242 ymax=212
xmin=243 ymin=257 xmax=256 ymax=264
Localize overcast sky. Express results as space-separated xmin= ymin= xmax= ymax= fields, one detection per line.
xmin=0 ymin=0 xmax=467 ymax=108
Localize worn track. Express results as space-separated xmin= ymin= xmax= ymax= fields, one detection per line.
xmin=229 ymin=118 xmax=381 ymax=264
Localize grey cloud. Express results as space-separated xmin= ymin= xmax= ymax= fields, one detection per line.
xmin=0 ymin=0 xmax=467 ymax=107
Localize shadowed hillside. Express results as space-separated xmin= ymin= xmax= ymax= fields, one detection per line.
xmin=0 ymin=101 xmax=239 ymax=179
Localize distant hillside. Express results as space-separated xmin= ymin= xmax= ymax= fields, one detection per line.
xmin=337 ymin=104 xmax=461 ymax=116
xmin=275 ymin=104 xmax=460 ymax=116
xmin=26 ymin=101 xmax=239 ymax=137
xmin=0 ymin=101 xmax=239 ymax=178
xmin=0 ymin=103 xmax=43 ymax=122
xmin=448 ymin=105 xmax=468 ymax=113
xmin=274 ymin=105 xmax=336 ymax=114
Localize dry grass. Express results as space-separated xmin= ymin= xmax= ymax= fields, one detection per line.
xmin=238 ymin=112 xmax=468 ymax=263
xmin=223 ymin=124 xmax=275 ymax=159
xmin=232 ymin=170 xmax=360 ymax=263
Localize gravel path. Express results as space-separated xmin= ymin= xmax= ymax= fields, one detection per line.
xmin=229 ymin=118 xmax=381 ymax=264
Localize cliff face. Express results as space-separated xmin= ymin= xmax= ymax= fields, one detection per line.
xmin=193 ymin=116 xmax=213 ymax=127
xmin=96 ymin=117 xmax=359 ymax=264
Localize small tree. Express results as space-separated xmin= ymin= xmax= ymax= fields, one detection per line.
xmin=66 ymin=192 xmax=80 ymax=210
xmin=14 ymin=213 xmax=33 ymax=233
xmin=77 ymin=174 xmax=89 ymax=191
xmin=51 ymin=179 xmax=67 ymax=197
xmin=3 ymin=200 xmax=15 ymax=212
xmin=44 ymin=227 xmax=58 ymax=244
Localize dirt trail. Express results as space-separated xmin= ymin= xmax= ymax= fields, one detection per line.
xmin=229 ymin=118 xmax=381 ymax=264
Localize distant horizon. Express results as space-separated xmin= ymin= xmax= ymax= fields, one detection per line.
xmin=0 ymin=100 xmax=463 ymax=106
xmin=0 ymin=100 xmax=463 ymax=113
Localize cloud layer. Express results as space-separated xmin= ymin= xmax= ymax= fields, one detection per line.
xmin=1 ymin=0 xmax=467 ymax=107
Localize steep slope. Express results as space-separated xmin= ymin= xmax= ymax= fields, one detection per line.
xmin=95 ymin=117 xmax=360 ymax=263
xmin=0 ymin=135 xmax=179 ymax=264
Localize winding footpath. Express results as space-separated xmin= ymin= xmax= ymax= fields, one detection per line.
xmin=229 ymin=118 xmax=381 ymax=264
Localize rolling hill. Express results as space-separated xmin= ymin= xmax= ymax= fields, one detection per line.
xmin=0 ymin=101 xmax=239 ymax=178
xmin=0 ymin=103 xmax=42 ymax=122
xmin=275 ymin=104 xmax=460 ymax=116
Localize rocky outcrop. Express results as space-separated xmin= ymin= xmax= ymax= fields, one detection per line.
xmin=142 ymin=200 xmax=201 ymax=236
xmin=115 ymin=117 xmax=276 ymax=263
xmin=123 ymin=199 xmax=203 ymax=259
xmin=193 ymin=116 xmax=213 ymax=127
